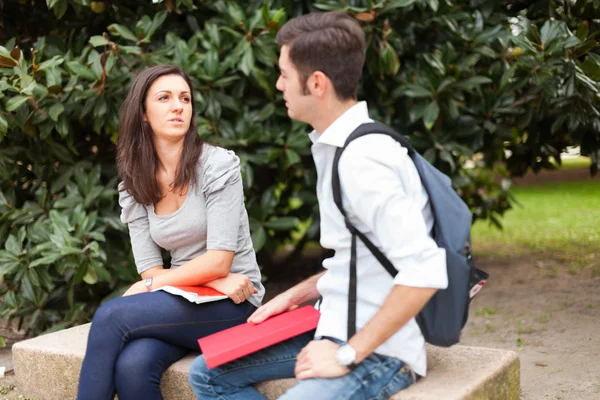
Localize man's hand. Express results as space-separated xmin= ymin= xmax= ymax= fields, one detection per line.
xmin=295 ymin=339 xmax=350 ymax=380
xmin=204 ymin=273 xmax=257 ymax=304
xmin=123 ymin=281 xmax=147 ymax=296
xmin=247 ymin=291 xmax=297 ymax=324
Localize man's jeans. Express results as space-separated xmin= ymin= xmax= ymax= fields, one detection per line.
xmin=189 ymin=331 xmax=415 ymax=400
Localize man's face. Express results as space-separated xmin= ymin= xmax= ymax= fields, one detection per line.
xmin=276 ymin=45 xmax=313 ymax=123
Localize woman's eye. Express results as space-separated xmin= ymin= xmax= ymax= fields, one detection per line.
xmin=159 ymin=95 xmax=168 ymax=100
xmin=181 ymin=97 xmax=191 ymax=103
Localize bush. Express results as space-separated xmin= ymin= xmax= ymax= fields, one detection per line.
xmin=0 ymin=0 xmax=599 ymax=335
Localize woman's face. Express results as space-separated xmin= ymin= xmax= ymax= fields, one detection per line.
xmin=144 ymin=74 xmax=193 ymax=142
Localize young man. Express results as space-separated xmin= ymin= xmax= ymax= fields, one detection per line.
xmin=188 ymin=11 xmax=448 ymax=400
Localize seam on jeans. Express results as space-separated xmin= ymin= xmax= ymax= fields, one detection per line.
xmin=208 ymin=357 xmax=295 ymax=384
xmin=118 ymin=302 xmax=255 ymax=352
xmin=209 ymin=384 xmax=229 ymax=400
xmin=352 ymin=357 xmax=402 ymax=399
xmin=365 ymin=362 xmax=413 ymax=400
xmin=336 ymin=375 xmax=365 ymax=400
xmin=374 ymin=370 xmax=412 ymax=400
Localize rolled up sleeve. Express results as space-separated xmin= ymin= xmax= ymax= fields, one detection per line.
xmin=118 ymin=182 xmax=163 ymax=274
xmin=338 ymin=136 xmax=448 ymax=290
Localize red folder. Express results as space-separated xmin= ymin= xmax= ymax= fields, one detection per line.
xmin=152 ymin=285 xmax=227 ymax=304
xmin=198 ymin=305 xmax=320 ymax=369
xmin=169 ymin=286 xmax=225 ymax=296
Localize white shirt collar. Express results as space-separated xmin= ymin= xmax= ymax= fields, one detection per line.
xmin=308 ymin=101 xmax=370 ymax=147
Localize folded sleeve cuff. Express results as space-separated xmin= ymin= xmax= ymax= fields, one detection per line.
xmin=392 ymin=248 xmax=448 ymax=289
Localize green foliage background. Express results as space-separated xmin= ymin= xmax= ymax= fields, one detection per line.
xmin=0 ymin=0 xmax=599 ymax=335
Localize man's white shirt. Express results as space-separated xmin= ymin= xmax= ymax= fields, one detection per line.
xmin=310 ymin=101 xmax=448 ymax=377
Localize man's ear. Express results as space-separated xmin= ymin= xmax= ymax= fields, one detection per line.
xmin=310 ymin=71 xmax=329 ymax=98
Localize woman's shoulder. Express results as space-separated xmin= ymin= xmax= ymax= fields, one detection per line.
xmin=199 ymin=144 xmax=241 ymax=193
xmin=200 ymin=143 xmax=238 ymax=165
xmin=199 ymin=143 xmax=240 ymax=174
xmin=117 ymin=181 xmax=148 ymax=223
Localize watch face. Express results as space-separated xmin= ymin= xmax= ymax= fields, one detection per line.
xmin=336 ymin=345 xmax=356 ymax=366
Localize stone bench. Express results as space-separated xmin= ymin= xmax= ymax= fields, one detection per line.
xmin=13 ymin=323 xmax=519 ymax=399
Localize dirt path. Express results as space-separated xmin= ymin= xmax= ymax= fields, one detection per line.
xmin=462 ymin=253 xmax=600 ymax=399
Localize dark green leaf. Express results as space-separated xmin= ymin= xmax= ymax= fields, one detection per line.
xmin=107 ymin=24 xmax=139 ymax=43
xmin=29 ymin=253 xmax=62 ymax=268
xmin=147 ymin=11 xmax=168 ymax=39
xmin=285 ymin=149 xmax=301 ymax=166
xmin=425 ymin=0 xmax=439 ymax=12
xmin=251 ymin=225 xmax=266 ymax=253
xmin=0 ymin=114 xmax=7 ymax=135
xmin=5 ymin=235 xmax=21 ymax=255
xmin=385 ymin=0 xmax=416 ymax=8
xmin=474 ymin=26 xmax=503 ymax=46
xmin=6 ymin=95 xmax=29 ymax=112
xmin=454 ymin=76 xmax=492 ymax=90
xmin=263 ymin=217 xmax=299 ymax=231
xmin=48 ymin=103 xmax=64 ymax=122
xmin=575 ymin=21 xmax=589 ymax=41
xmin=89 ymin=36 xmax=108 ymax=47
xmin=51 ymin=0 xmax=67 ymax=19
xmin=38 ymin=56 xmax=64 ymax=71
xmin=394 ymin=84 xmax=432 ymax=98
xmin=66 ymin=61 xmax=98 ymax=81
xmin=540 ymin=20 xmax=563 ymax=48
xmin=423 ymin=101 xmax=439 ymax=130
xmin=83 ymin=265 xmax=98 ymax=285
xmin=239 ymin=46 xmax=255 ymax=77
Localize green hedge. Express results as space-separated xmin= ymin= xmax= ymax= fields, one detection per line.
xmin=0 ymin=0 xmax=599 ymax=335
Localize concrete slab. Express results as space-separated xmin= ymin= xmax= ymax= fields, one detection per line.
xmin=13 ymin=323 xmax=519 ymax=399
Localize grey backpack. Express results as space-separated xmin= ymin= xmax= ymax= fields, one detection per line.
xmin=332 ymin=122 xmax=488 ymax=347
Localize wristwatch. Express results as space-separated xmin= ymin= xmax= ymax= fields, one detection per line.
xmin=335 ymin=343 xmax=358 ymax=369
xmin=144 ymin=277 xmax=153 ymax=292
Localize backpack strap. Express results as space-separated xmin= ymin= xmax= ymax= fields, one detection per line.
xmin=331 ymin=122 xmax=414 ymax=338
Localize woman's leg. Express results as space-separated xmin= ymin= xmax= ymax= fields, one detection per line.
xmin=77 ymin=292 xmax=255 ymax=400
xmin=114 ymin=338 xmax=188 ymax=400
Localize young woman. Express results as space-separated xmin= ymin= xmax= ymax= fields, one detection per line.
xmin=77 ymin=65 xmax=265 ymax=400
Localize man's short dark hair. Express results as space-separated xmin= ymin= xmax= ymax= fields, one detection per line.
xmin=276 ymin=12 xmax=366 ymax=101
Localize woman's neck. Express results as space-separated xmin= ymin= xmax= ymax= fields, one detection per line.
xmin=153 ymin=137 xmax=184 ymax=179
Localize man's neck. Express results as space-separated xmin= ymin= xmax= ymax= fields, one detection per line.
xmin=311 ymin=99 xmax=358 ymax=134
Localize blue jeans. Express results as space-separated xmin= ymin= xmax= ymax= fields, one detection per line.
xmin=188 ymin=331 xmax=415 ymax=400
xmin=77 ymin=292 xmax=256 ymax=400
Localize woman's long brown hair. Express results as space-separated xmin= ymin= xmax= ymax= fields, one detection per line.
xmin=116 ymin=65 xmax=204 ymax=205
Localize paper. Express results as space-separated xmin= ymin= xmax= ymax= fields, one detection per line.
xmin=153 ymin=285 xmax=228 ymax=304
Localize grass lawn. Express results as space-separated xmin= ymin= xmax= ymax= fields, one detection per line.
xmin=553 ymin=156 xmax=591 ymax=170
xmin=472 ymin=178 xmax=600 ymax=258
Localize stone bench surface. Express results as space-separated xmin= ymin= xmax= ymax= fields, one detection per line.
xmin=13 ymin=323 xmax=519 ymax=400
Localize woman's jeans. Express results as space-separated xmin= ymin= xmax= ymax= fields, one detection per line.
xmin=189 ymin=332 xmax=416 ymax=400
xmin=77 ymin=291 xmax=256 ymax=400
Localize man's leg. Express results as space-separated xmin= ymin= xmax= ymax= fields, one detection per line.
xmin=278 ymin=343 xmax=415 ymax=400
xmin=188 ymin=331 xmax=314 ymax=400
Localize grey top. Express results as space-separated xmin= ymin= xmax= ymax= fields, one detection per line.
xmin=118 ymin=144 xmax=264 ymax=307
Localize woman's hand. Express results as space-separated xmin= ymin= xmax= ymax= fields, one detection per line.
xmin=123 ymin=280 xmax=147 ymax=296
xmin=204 ymin=273 xmax=257 ymax=304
